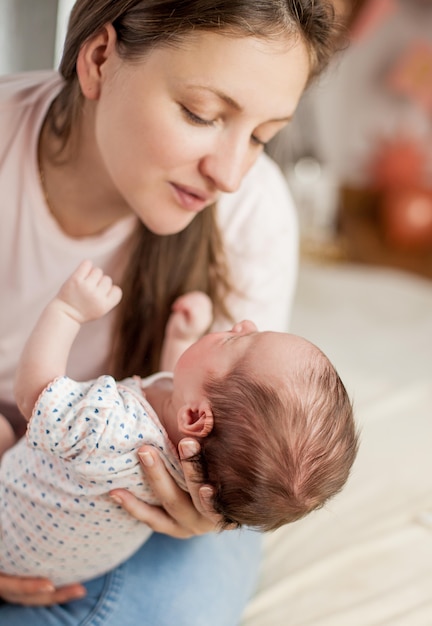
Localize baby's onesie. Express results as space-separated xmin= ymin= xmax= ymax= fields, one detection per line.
xmin=0 ymin=373 xmax=186 ymax=585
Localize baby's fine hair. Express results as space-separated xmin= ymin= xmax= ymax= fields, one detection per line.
xmin=200 ymin=349 xmax=358 ymax=531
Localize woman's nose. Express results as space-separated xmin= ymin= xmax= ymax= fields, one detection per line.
xmin=199 ymin=137 xmax=253 ymax=193
xmin=232 ymin=320 xmax=258 ymax=335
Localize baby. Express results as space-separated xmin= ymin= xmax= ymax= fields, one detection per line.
xmin=0 ymin=261 xmax=358 ymax=586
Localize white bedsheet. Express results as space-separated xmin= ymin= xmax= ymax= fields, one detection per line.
xmin=242 ymin=261 xmax=432 ymax=626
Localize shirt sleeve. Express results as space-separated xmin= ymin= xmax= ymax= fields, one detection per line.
xmin=215 ymin=152 xmax=299 ymax=333
xmin=27 ymin=375 xmax=125 ymax=464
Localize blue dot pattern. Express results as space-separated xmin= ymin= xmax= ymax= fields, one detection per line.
xmin=0 ymin=374 xmax=186 ymax=586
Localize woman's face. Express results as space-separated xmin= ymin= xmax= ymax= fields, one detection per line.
xmin=91 ymin=29 xmax=310 ymax=235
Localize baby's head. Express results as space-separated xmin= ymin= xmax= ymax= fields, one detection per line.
xmin=174 ymin=321 xmax=358 ymax=531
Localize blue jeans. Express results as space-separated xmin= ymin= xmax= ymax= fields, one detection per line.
xmin=0 ymin=529 xmax=262 ymax=626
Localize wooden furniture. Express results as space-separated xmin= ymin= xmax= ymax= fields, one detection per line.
xmin=338 ymin=186 xmax=432 ymax=280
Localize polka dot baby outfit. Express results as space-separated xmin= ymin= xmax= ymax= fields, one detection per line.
xmin=0 ymin=374 xmax=186 ymax=585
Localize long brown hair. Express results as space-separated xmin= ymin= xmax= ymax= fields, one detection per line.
xmin=51 ymin=0 xmax=342 ymax=377
xmin=111 ymin=205 xmax=231 ymax=377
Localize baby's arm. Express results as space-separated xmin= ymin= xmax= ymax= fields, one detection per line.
xmin=160 ymin=292 xmax=213 ymax=371
xmin=0 ymin=413 xmax=16 ymax=459
xmin=14 ymin=260 xmax=122 ymax=420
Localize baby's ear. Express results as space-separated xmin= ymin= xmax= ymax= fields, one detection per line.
xmin=177 ymin=400 xmax=214 ymax=438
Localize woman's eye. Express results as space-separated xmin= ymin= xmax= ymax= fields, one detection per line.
xmin=181 ymin=105 xmax=214 ymax=126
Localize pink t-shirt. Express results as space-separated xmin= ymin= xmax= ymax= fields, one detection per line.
xmin=0 ymin=372 xmax=185 ymax=585
xmin=0 ymin=71 xmax=137 ymax=407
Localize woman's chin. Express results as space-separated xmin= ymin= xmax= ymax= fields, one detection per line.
xmin=144 ymin=214 xmax=198 ymax=236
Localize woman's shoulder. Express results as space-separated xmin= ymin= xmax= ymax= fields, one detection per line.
xmin=0 ymin=71 xmax=64 ymax=186
xmin=0 ymin=70 xmax=62 ymax=140
xmin=0 ymin=70 xmax=62 ymax=107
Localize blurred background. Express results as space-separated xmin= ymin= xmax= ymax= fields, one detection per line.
xmin=268 ymin=0 xmax=432 ymax=278
xmin=0 ymin=0 xmax=72 ymax=73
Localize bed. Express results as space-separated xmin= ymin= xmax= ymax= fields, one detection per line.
xmin=242 ymin=260 xmax=432 ymax=626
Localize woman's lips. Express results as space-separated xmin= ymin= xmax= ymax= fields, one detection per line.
xmin=170 ymin=182 xmax=214 ymax=212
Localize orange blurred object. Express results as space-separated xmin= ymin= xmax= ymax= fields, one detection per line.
xmin=369 ymin=138 xmax=426 ymax=189
xmin=387 ymin=40 xmax=432 ymax=115
xmin=380 ymin=187 xmax=432 ymax=250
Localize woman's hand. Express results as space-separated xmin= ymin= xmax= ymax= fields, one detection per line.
xmin=110 ymin=439 xmax=225 ymax=538
xmin=0 ymin=573 xmax=86 ymax=606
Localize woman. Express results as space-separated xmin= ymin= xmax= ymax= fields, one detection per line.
xmin=0 ymin=0 xmax=342 ymax=624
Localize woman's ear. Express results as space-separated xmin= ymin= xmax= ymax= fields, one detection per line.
xmin=76 ymin=23 xmax=117 ymax=100
xmin=177 ymin=400 xmax=214 ymax=438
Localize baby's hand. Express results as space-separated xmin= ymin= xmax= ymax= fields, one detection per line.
xmin=166 ymin=292 xmax=213 ymax=342
xmin=57 ymin=260 xmax=123 ymax=324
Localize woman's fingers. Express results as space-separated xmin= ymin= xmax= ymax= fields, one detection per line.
xmin=0 ymin=573 xmax=86 ymax=606
xmin=137 ymin=446 xmax=198 ymax=524
xmin=110 ymin=443 xmax=221 ymax=538
xmin=178 ymin=439 xmax=220 ymax=524
xmin=179 ymin=441 xmax=230 ymax=528
xmin=109 ymin=488 xmax=194 ymax=539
